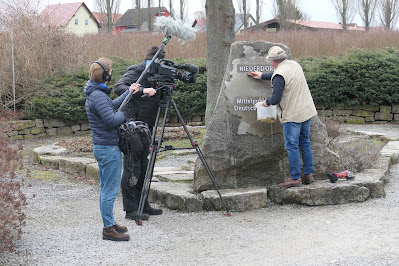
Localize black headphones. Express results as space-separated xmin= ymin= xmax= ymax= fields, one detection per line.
xmin=94 ymin=61 xmax=111 ymax=82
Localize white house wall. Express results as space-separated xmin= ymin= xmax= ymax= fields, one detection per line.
xmin=65 ymin=7 xmax=98 ymax=36
xmin=238 ymin=17 xmax=257 ymax=32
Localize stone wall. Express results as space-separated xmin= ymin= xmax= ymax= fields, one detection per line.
xmin=3 ymin=115 xmax=206 ymax=140
xmin=3 ymin=105 xmax=399 ymax=140
xmin=318 ymin=104 xmax=399 ymax=123
xmin=4 ymin=119 xmax=91 ymax=140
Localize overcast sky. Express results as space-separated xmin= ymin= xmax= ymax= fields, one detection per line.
xmin=43 ymin=0 xmax=380 ymax=28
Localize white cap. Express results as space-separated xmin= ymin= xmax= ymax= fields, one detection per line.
xmin=266 ymin=46 xmax=287 ymax=60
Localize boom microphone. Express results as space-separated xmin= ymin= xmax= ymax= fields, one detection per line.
xmin=154 ymin=16 xmax=196 ymax=41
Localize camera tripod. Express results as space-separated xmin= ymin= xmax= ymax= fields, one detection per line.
xmin=135 ymin=88 xmax=231 ymax=225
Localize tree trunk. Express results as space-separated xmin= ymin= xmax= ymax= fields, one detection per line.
xmin=107 ymin=0 xmax=112 ymax=33
xmin=243 ymin=0 xmax=247 ymax=30
xmin=205 ymin=0 xmax=235 ymax=126
xmin=169 ymin=0 xmax=173 ymax=18
xmin=136 ymin=0 xmax=141 ymax=31
xmin=180 ymin=0 xmax=184 ymax=21
xmin=148 ymin=0 xmax=152 ymax=31
xmin=256 ymin=0 xmax=260 ymax=28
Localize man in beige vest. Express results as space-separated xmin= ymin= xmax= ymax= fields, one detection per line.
xmin=249 ymin=46 xmax=318 ymax=188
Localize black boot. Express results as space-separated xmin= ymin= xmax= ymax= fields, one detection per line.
xmin=144 ymin=200 xmax=163 ymax=215
xmin=125 ymin=210 xmax=150 ymax=220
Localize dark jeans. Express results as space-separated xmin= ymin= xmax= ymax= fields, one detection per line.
xmin=121 ymin=150 xmax=148 ymax=212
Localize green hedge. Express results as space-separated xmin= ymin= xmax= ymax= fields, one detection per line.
xmin=299 ymin=48 xmax=399 ymax=108
xmin=23 ymin=57 xmax=206 ymax=123
xmin=23 ymin=48 xmax=399 ymax=123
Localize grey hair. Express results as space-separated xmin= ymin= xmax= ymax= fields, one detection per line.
xmin=271 ymin=54 xmax=288 ymax=62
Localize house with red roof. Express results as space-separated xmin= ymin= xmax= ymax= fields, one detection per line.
xmin=191 ymin=14 xmax=257 ymax=33
xmin=40 ymin=2 xmax=101 ymax=36
xmin=92 ymin=12 xmax=122 ymax=33
xmin=114 ymin=7 xmax=170 ymax=33
xmin=192 ymin=18 xmax=206 ymax=32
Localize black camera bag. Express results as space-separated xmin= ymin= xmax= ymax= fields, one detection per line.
xmin=119 ymin=120 xmax=151 ymax=156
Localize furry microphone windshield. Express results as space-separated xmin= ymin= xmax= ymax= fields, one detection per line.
xmin=154 ymin=16 xmax=196 ymax=42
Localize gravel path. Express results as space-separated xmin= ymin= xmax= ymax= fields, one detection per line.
xmin=2 ymin=126 xmax=399 ymax=265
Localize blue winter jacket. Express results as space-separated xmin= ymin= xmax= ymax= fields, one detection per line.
xmin=84 ymin=79 xmax=130 ymax=146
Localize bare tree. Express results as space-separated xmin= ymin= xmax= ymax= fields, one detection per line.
xmin=358 ymin=0 xmax=378 ymax=31
xmin=236 ymin=0 xmax=250 ymax=30
xmin=243 ymin=0 xmax=247 ymax=29
xmin=147 ymin=0 xmax=152 ymax=32
xmin=95 ymin=0 xmax=121 ymax=33
xmin=256 ymin=0 xmax=260 ymax=28
xmin=179 ymin=0 xmax=187 ymax=21
xmin=330 ymin=0 xmax=356 ymax=30
xmin=378 ymin=0 xmax=399 ymax=30
xmin=205 ymin=0 xmax=235 ymax=125
xmin=273 ymin=0 xmax=305 ymax=29
xmin=169 ymin=0 xmax=173 ymax=18
xmin=135 ymin=0 xmax=142 ymax=31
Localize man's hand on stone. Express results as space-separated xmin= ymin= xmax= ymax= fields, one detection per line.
xmin=248 ymin=71 xmax=262 ymax=80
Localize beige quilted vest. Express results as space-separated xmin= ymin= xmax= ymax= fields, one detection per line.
xmin=272 ymin=60 xmax=317 ymax=123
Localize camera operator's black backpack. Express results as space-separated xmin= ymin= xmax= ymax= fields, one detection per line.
xmin=119 ymin=120 xmax=151 ymax=156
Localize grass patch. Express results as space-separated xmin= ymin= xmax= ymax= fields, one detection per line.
xmin=330 ymin=137 xmax=387 ymax=173
xmin=29 ymin=170 xmax=66 ymax=181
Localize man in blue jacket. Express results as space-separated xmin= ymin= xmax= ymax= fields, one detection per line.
xmin=85 ymin=57 xmax=139 ymax=241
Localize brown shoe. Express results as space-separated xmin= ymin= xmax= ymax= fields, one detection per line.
xmin=115 ymin=224 xmax=128 ymax=233
xmin=278 ymin=177 xmax=302 ymax=188
xmin=103 ymin=226 xmax=130 ymax=241
xmin=302 ymin=174 xmax=314 ymax=185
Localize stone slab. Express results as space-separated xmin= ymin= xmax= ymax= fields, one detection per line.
xmin=39 ymin=155 xmax=65 ymax=168
xmin=58 ymin=157 xmax=96 ymax=176
xmin=153 ymin=167 xmax=182 ymax=172
xmin=33 ymin=145 xmax=68 ymax=163
xmin=153 ymin=171 xmax=194 ymax=182
xmin=86 ymin=163 xmax=100 ymax=182
xmin=268 ymin=180 xmax=370 ymax=206
xmin=200 ymin=187 xmax=267 ymax=212
xmin=148 ymin=182 xmax=203 ymax=212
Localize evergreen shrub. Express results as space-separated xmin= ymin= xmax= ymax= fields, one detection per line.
xmin=23 ymin=57 xmax=206 ymax=123
xmin=299 ymin=48 xmax=399 ymax=109
xmin=23 ymin=49 xmax=399 ymax=124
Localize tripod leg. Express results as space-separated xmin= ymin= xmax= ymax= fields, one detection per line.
xmin=170 ymin=100 xmax=231 ymax=216
xmin=136 ymin=101 xmax=171 ymax=225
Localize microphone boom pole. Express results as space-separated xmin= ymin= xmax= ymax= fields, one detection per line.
xmin=117 ymin=35 xmax=171 ymax=112
xmin=117 ymin=16 xmax=196 ymax=111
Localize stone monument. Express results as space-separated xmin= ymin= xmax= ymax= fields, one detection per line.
xmin=193 ymin=41 xmax=340 ymax=192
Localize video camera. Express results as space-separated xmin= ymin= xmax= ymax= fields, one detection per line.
xmin=146 ymin=59 xmax=198 ymax=85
